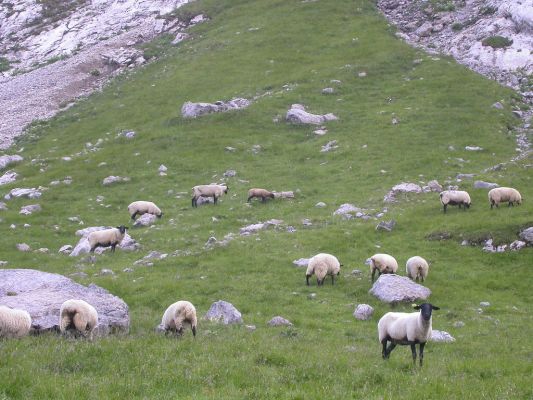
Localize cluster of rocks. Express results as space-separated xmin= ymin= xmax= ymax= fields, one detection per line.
xmin=67 ymin=226 xmax=140 ymax=257
xmin=133 ymin=251 xmax=168 ymax=267
xmin=102 ymin=47 xmax=145 ymax=68
xmin=102 ymin=176 xmax=130 ymax=186
xmin=181 ymin=98 xmax=251 ymax=118
xmin=461 ymin=226 xmax=532 ymax=252
xmin=333 ymin=203 xmax=388 ymax=221
xmin=383 ymin=181 xmax=442 ymax=203
xmin=240 ymin=219 xmax=284 ymax=235
xmin=4 ymin=187 xmax=43 ymax=200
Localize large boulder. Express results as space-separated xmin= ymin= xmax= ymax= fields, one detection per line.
xmin=0 ymin=269 xmax=129 ymax=335
xmin=204 ymin=300 xmax=242 ymax=324
xmin=369 ymin=274 xmax=431 ymax=303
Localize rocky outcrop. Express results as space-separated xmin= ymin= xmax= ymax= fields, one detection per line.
xmin=0 ymin=269 xmax=129 ymax=335
xmin=181 ymin=98 xmax=251 ymax=118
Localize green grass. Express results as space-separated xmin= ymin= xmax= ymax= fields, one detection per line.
xmin=481 ymin=36 xmax=514 ymax=49
xmin=1 ymin=0 xmax=532 ymax=398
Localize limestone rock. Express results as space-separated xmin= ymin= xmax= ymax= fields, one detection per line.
xmin=474 ymin=180 xmax=499 ymax=189
xmin=58 ymin=245 xmax=73 ymax=255
xmin=519 ymin=227 xmax=533 ymax=244
xmin=353 ymin=304 xmax=374 ymax=321
xmin=268 ymin=316 xmax=293 ymax=327
xmin=204 ymin=300 xmax=242 ymax=324
xmin=102 ymin=176 xmax=130 ymax=185
xmin=0 ymin=170 xmax=18 ymax=186
xmin=16 ymin=243 xmax=31 ymax=252
xmin=181 ymin=98 xmax=251 ymax=118
xmin=133 ymin=213 xmax=156 ymax=227
xmin=430 ymin=330 xmax=455 ymax=343
xmin=369 ymin=274 xmax=431 ymax=303
xmin=376 ymin=220 xmax=396 ymax=232
xmin=70 ymin=227 xmax=139 ymax=256
xmin=5 ymin=187 xmax=42 ymax=200
xmin=19 ymin=204 xmax=41 ymax=215
xmin=0 ymin=155 xmax=23 ymax=170
xmin=286 ymin=104 xmax=338 ymax=125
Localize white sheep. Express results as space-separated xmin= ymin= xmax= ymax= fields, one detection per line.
xmin=59 ymin=299 xmax=98 ymax=340
xmin=128 ymin=201 xmax=162 ymax=220
xmin=191 ymin=184 xmax=228 ymax=207
xmin=405 ymin=256 xmax=429 ymax=282
xmin=378 ymin=303 xmax=440 ymax=366
xmin=247 ymin=188 xmax=275 ymax=203
xmin=88 ymin=225 xmax=128 ymax=253
xmin=305 ymin=253 xmax=341 ymax=286
xmin=0 ymin=305 xmax=32 ymax=338
xmin=367 ymin=253 xmax=398 ymax=282
xmin=488 ymin=187 xmax=522 ymax=209
xmin=439 ymin=190 xmax=471 ymax=213
xmin=161 ymin=301 xmax=197 ymax=337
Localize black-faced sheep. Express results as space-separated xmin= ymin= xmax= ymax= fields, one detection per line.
xmin=128 ymin=201 xmax=162 ymax=220
xmin=405 ymin=256 xmax=429 ymax=282
xmin=488 ymin=187 xmax=522 ymax=209
xmin=161 ymin=301 xmax=197 ymax=337
xmin=59 ymin=299 xmax=98 ymax=340
xmin=367 ymin=253 xmax=398 ymax=282
xmin=247 ymin=188 xmax=275 ymax=203
xmin=88 ymin=225 xmax=128 ymax=253
xmin=439 ymin=190 xmax=471 ymax=213
xmin=0 ymin=305 xmax=32 ymax=338
xmin=191 ymin=184 xmax=228 ymax=208
xmin=305 ymin=253 xmax=341 ymax=286
xmin=378 ymin=303 xmax=440 ymax=366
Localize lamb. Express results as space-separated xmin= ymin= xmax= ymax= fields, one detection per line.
xmin=161 ymin=301 xmax=197 ymax=337
xmin=59 ymin=299 xmax=98 ymax=340
xmin=378 ymin=303 xmax=440 ymax=366
xmin=405 ymin=256 xmax=429 ymax=282
xmin=439 ymin=190 xmax=471 ymax=213
xmin=367 ymin=253 xmax=398 ymax=282
xmin=127 ymin=201 xmax=162 ymax=220
xmin=247 ymin=188 xmax=275 ymax=203
xmin=488 ymin=187 xmax=522 ymax=209
xmin=87 ymin=225 xmax=128 ymax=253
xmin=191 ymin=184 xmax=228 ymax=208
xmin=0 ymin=305 xmax=32 ymax=338
xmin=305 ymin=253 xmax=341 ymax=286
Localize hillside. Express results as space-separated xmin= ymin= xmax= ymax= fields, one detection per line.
xmin=0 ymin=0 xmax=532 ymax=398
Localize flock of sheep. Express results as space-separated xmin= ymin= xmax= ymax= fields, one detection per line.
xmin=0 ymin=183 xmax=523 ymax=366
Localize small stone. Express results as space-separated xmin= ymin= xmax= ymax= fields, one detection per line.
xmin=99 ymin=269 xmax=115 ymax=276
xmin=58 ymin=245 xmax=73 ymax=254
xmin=465 ymin=146 xmax=483 ymax=151
xmin=246 ymin=325 xmax=257 ymax=331
xmin=19 ymin=204 xmax=42 ymax=215
xmin=0 ymin=261 xmax=8 ymax=267
xmin=315 ymin=202 xmax=326 ymax=208
xmin=430 ymin=330 xmax=455 ymax=343
xmin=351 ymin=269 xmax=362 ymax=275
xmin=123 ymin=268 xmax=134 ymax=273
xmin=322 ymin=87 xmax=334 ymax=94
xmin=353 ymin=304 xmax=374 ymax=320
xmin=314 ymin=129 xmax=328 ymax=136
xmin=223 ymin=169 xmax=236 ymax=177
xmin=16 ymin=243 xmax=31 ymax=252
xmin=225 ymin=146 xmax=236 ymax=152
xmin=492 ymin=102 xmax=504 ymax=110
xmin=453 ymin=321 xmax=465 ymax=328
xmin=308 ymin=293 xmax=317 ymax=299
xmin=204 ymin=300 xmax=242 ymax=324
xmin=293 ymin=258 xmax=310 ymax=267
xmin=474 ymin=181 xmax=499 ymax=189
xmin=267 ymin=316 xmax=293 ymax=327
xmin=302 ymin=219 xmax=312 ymax=226
xmin=376 ymin=220 xmax=396 ymax=232
xmin=480 ymin=302 xmax=490 ymax=307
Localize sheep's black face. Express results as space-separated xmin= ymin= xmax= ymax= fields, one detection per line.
xmin=116 ymin=225 xmax=128 ymax=234
xmin=414 ymin=303 xmax=440 ymax=321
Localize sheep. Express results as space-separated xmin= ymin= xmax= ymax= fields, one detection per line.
xmin=305 ymin=253 xmax=341 ymax=286
xmin=247 ymin=188 xmax=275 ymax=203
xmin=161 ymin=301 xmax=197 ymax=337
xmin=87 ymin=225 xmax=128 ymax=253
xmin=0 ymin=305 xmax=32 ymax=339
xmin=59 ymin=299 xmax=98 ymax=340
xmin=367 ymin=253 xmax=398 ymax=282
xmin=128 ymin=201 xmax=162 ymax=220
xmin=378 ymin=303 xmax=440 ymax=366
xmin=439 ymin=190 xmax=471 ymax=213
xmin=405 ymin=256 xmax=429 ymax=282
xmin=191 ymin=184 xmax=228 ymax=208
xmin=488 ymin=187 xmax=522 ymax=209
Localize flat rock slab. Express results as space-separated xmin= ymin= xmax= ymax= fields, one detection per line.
xmin=0 ymin=269 xmax=129 ymax=336
xmin=369 ymin=274 xmax=431 ymax=303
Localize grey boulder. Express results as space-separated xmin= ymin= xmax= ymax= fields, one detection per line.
xmin=204 ymin=300 xmax=242 ymax=324
xmin=369 ymin=274 xmax=431 ymax=303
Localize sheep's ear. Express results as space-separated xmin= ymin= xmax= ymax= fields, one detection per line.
xmin=432 ymin=305 xmax=440 ymax=310
xmin=412 ymin=304 xmax=420 ymax=310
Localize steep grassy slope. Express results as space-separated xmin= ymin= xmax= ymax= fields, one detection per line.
xmin=1 ymin=0 xmax=532 ymax=398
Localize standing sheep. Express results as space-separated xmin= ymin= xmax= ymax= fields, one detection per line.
xmin=405 ymin=256 xmax=429 ymax=282
xmin=0 ymin=305 xmax=32 ymax=338
xmin=439 ymin=190 xmax=471 ymax=213
xmin=161 ymin=301 xmax=197 ymax=337
xmin=488 ymin=187 xmax=522 ymax=209
xmin=367 ymin=253 xmax=398 ymax=282
xmin=59 ymin=299 xmax=98 ymax=340
xmin=128 ymin=201 xmax=163 ymax=220
xmin=191 ymin=184 xmax=228 ymax=208
xmin=247 ymin=188 xmax=275 ymax=203
xmin=88 ymin=225 xmax=128 ymax=253
xmin=378 ymin=303 xmax=440 ymax=366
xmin=305 ymin=253 xmax=341 ymax=286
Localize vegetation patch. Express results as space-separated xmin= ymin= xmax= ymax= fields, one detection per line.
xmin=482 ymin=35 xmax=513 ymax=49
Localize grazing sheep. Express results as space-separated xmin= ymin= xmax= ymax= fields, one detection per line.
xmin=59 ymin=299 xmax=98 ymax=340
xmin=488 ymin=187 xmax=522 ymax=209
xmin=439 ymin=190 xmax=471 ymax=213
xmin=405 ymin=256 xmax=429 ymax=282
xmin=247 ymin=188 xmax=275 ymax=203
xmin=378 ymin=303 xmax=440 ymax=366
xmin=368 ymin=253 xmax=398 ymax=282
xmin=0 ymin=305 xmax=31 ymax=338
xmin=191 ymin=184 xmax=228 ymax=208
xmin=128 ymin=201 xmax=162 ymax=220
xmin=161 ymin=301 xmax=197 ymax=337
xmin=305 ymin=253 xmax=341 ymax=286
xmin=88 ymin=225 xmax=128 ymax=253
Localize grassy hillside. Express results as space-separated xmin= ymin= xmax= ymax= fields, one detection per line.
xmin=1 ymin=0 xmax=532 ymax=398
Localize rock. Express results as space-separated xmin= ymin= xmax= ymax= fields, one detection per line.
xmin=322 ymin=87 xmax=334 ymax=94
xmin=70 ymin=227 xmax=139 ymax=256
xmin=333 ymin=203 xmax=360 ymax=219
xmin=58 ymin=245 xmax=73 ymax=254
xmin=430 ymin=330 xmax=455 ymax=343
xmin=225 ymin=146 xmax=236 ymax=152
xmin=509 ymin=240 xmax=526 ymax=251
xmin=0 ymin=261 xmax=8 ymax=267
xmin=119 ymin=130 xmax=136 ymax=139
xmin=223 ymin=169 xmax=236 ymax=177
xmin=0 ymin=170 xmax=18 ymax=185
xmin=102 ymin=176 xmax=130 ymax=185
xmin=204 ymin=300 xmax=242 ymax=324
xmin=480 ymin=302 xmax=490 ymax=307
xmin=102 ymin=47 xmax=143 ymax=67
xmin=158 ymin=165 xmax=167 ymax=175
xmin=204 ymin=236 xmax=218 ymax=249
xmin=0 ymin=269 xmax=129 ymax=335
xmin=415 ymin=21 xmax=433 ymax=37
xmin=16 ymin=243 xmax=31 ymax=252
xmin=384 ymin=182 xmax=422 ymax=202
xmin=172 ymin=32 xmax=190 ymax=44
xmin=453 ymin=321 xmax=465 ymax=328
xmin=133 ymin=213 xmax=156 ymax=227
xmin=353 ymin=304 xmax=374 ymax=321
xmin=181 ymin=98 xmax=251 ymax=118
xmin=123 ymin=268 xmax=134 ymax=273
xmin=286 ymin=104 xmax=338 ymax=125
xmin=99 ymin=269 xmax=115 ymax=276
xmin=474 ymin=180 xmax=499 ymax=189
xmin=0 ymin=155 xmax=23 ymax=170
xmin=427 ymin=180 xmax=442 ymax=192
xmin=482 ymin=239 xmax=506 ymax=253
xmin=465 ymin=146 xmax=483 ymax=151
xmin=251 ymin=144 xmax=262 ymax=154
xmin=492 ymin=102 xmax=504 ymax=109
xmin=519 ymin=227 xmax=533 ymax=244
xmin=315 ymin=202 xmax=326 ymax=208
xmin=268 ymin=316 xmax=293 ymax=327
xmin=246 ymin=325 xmax=257 ymax=332
xmin=273 ymin=191 xmax=294 ymax=199
xmin=5 ymin=187 xmax=42 ymax=200
xmin=314 ymin=129 xmax=327 ymax=136
xmin=369 ymin=274 xmax=431 ymax=303
xmin=376 ymin=220 xmax=396 ymax=232
xmin=293 ymin=258 xmax=310 ymax=267
xmin=456 ymin=173 xmax=475 ymax=180
xmin=302 ymin=219 xmax=312 ymax=226
xmin=0 ymin=202 xmax=7 ymax=210
xmin=240 ymin=219 xmax=283 ymax=235
xmin=321 ymin=140 xmax=339 ymax=152
xmin=19 ymin=204 xmax=41 ymax=215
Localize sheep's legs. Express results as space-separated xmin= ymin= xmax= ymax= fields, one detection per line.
xmin=419 ymin=342 xmax=426 ymax=366
xmin=213 ymin=195 xmax=217 ymax=205
xmin=382 ymin=342 xmax=396 ymax=359
xmin=331 ymin=275 xmax=335 ymax=285
xmin=381 ymin=340 xmax=388 ymax=359
xmin=410 ymin=344 xmax=417 ymax=364
xmin=443 ymin=204 xmax=447 ymax=213
xmin=130 ymin=211 xmax=138 ymax=220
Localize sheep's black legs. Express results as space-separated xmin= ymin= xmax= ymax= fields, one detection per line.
xmin=371 ymin=268 xmax=376 ymax=282
xmin=383 ymin=342 xmax=396 ymax=359
xmin=306 ymin=275 xmax=310 ymax=286
xmin=382 ymin=340 xmax=388 ymax=359
xmin=111 ymin=244 xmax=116 ymax=253
xmin=130 ymin=211 xmax=138 ymax=220
xmin=419 ymin=342 xmax=426 ymax=366
xmin=410 ymin=344 xmax=417 ymax=364
xmin=213 ymin=195 xmax=217 ymax=205
xmin=191 ymin=197 xmax=196 ymax=208
xmin=443 ymin=204 xmax=447 ymax=213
